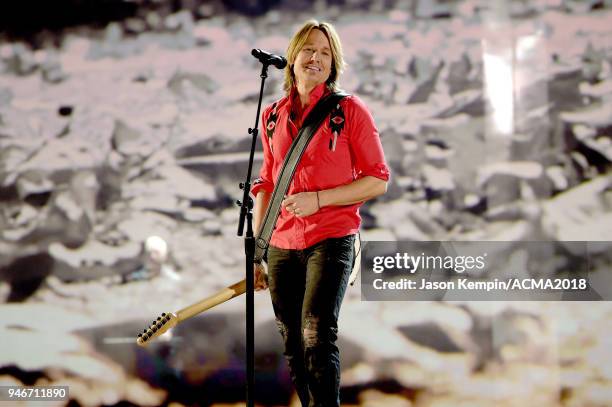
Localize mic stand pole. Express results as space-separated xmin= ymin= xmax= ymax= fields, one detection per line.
xmin=237 ymin=61 xmax=270 ymax=407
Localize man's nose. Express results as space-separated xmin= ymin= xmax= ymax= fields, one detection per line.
xmin=309 ymin=51 xmax=320 ymax=62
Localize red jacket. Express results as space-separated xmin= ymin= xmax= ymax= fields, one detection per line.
xmin=252 ymin=83 xmax=390 ymax=249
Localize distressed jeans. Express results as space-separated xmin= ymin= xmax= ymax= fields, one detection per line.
xmin=267 ymin=235 xmax=355 ymax=407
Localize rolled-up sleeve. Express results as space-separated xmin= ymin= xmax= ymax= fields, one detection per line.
xmin=347 ymin=96 xmax=390 ymax=181
xmin=251 ymin=106 xmax=275 ymax=197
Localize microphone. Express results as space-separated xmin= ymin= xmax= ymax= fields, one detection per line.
xmin=251 ymin=49 xmax=287 ymax=69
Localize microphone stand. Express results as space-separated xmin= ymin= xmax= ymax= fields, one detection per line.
xmin=237 ymin=61 xmax=272 ymax=407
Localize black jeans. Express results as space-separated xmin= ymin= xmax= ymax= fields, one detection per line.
xmin=267 ymin=235 xmax=355 ymax=407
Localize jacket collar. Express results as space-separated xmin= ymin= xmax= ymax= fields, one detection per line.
xmin=289 ymin=82 xmax=329 ymax=111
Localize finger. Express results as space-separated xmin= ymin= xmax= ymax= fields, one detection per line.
xmin=255 ymin=279 xmax=267 ymax=291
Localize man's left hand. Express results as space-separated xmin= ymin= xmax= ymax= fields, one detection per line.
xmin=281 ymin=191 xmax=319 ymax=217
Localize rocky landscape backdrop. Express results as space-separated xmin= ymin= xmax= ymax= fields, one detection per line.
xmin=1 ymin=0 xmax=611 ymax=406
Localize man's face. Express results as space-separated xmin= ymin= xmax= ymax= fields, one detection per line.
xmin=293 ymin=29 xmax=333 ymax=91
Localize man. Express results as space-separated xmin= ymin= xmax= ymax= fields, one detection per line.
xmin=251 ymin=20 xmax=389 ymax=407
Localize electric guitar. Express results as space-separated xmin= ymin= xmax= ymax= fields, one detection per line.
xmin=136 ymin=239 xmax=361 ymax=346
xmin=136 ymin=279 xmax=246 ymax=346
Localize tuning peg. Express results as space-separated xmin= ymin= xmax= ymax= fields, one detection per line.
xmin=152 ymin=327 xmax=157 ymax=332
xmin=143 ymin=329 xmax=147 ymax=333
xmin=156 ymin=323 xmax=162 ymax=328
xmin=162 ymin=313 xmax=166 ymax=316
xmin=138 ymin=333 xmax=142 ymax=337
xmin=157 ymin=316 xmax=162 ymax=321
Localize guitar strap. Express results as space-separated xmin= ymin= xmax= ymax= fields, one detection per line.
xmin=254 ymin=91 xmax=350 ymax=264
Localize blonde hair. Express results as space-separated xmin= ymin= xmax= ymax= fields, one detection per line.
xmin=283 ymin=20 xmax=345 ymax=94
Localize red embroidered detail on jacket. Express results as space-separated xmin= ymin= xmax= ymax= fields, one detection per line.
xmin=329 ymin=103 xmax=345 ymax=151
xmin=265 ymin=102 xmax=278 ymax=153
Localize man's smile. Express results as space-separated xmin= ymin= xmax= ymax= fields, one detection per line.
xmin=305 ymin=65 xmax=322 ymax=72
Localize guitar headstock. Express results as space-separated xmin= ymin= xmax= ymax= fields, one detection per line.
xmin=136 ymin=312 xmax=178 ymax=347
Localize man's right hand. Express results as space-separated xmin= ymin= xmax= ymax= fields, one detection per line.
xmin=254 ymin=262 xmax=269 ymax=291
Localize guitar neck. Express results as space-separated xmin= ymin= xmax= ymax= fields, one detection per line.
xmin=176 ymin=279 xmax=246 ymax=321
